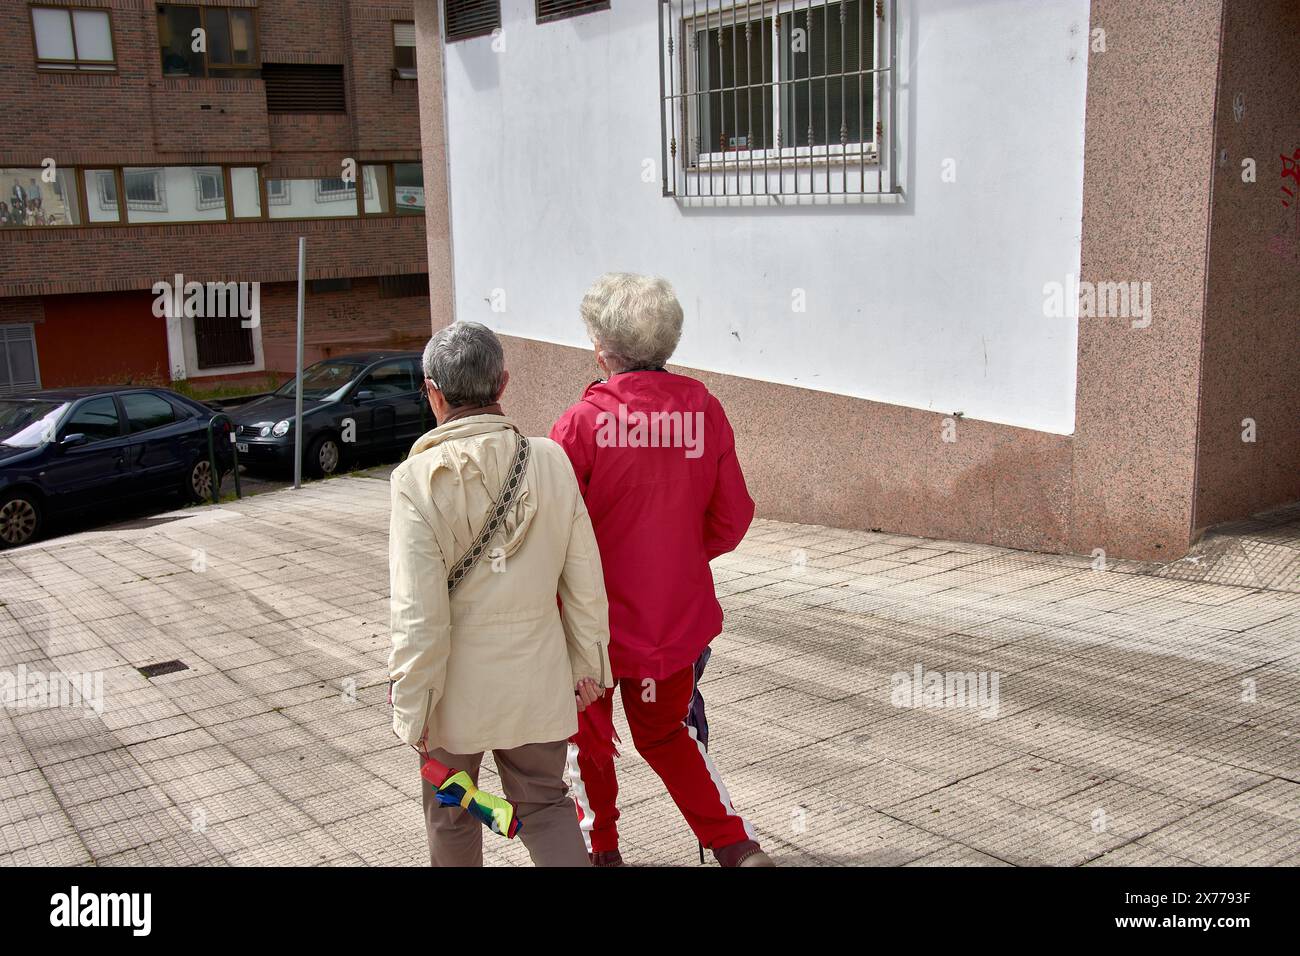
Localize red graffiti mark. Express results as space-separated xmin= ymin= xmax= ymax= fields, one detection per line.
xmin=1282 ymin=148 xmax=1300 ymax=207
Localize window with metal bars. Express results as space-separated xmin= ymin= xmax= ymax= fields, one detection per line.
xmin=659 ymin=0 xmax=898 ymax=201
xmin=194 ymin=315 xmax=255 ymax=369
xmin=537 ymin=0 xmax=610 ymax=25
xmin=263 ymin=63 xmax=346 ymax=114
xmin=445 ymin=0 xmax=501 ymax=42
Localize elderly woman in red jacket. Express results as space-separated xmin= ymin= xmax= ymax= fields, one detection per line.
xmin=550 ymin=273 xmax=773 ymax=868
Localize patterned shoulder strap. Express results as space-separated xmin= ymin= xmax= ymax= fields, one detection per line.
xmin=446 ymin=433 xmax=530 ymax=595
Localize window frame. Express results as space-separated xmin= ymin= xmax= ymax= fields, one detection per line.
xmin=156 ymin=3 xmax=261 ymax=80
xmin=680 ymin=0 xmax=881 ymax=171
xmin=393 ymin=20 xmax=417 ymax=79
xmin=60 ymin=395 xmax=123 ymax=444
xmin=29 ymin=4 xmax=118 ymax=73
xmin=0 ymin=163 xmax=423 ymax=229
xmin=119 ymin=390 xmax=178 ymax=435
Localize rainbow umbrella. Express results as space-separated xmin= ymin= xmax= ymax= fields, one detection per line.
xmin=421 ymin=754 xmax=522 ymax=839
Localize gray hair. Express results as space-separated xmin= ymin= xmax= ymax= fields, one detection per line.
xmin=422 ymin=321 xmax=506 ymax=407
xmin=580 ymin=273 xmax=684 ymax=371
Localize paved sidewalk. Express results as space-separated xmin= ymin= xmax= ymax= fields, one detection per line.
xmin=0 ymin=475 xmax=1296 ymax=867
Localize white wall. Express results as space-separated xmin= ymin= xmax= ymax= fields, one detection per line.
xmin=440 ymin=0 xmax=1090 ymax=434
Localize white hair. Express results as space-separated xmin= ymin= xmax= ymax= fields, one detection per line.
xmin=580 ymin=273 xmax=684 ymax=372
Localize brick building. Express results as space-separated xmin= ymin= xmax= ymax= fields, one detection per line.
xmin=0 ymin=0 xmax=445 ymax=394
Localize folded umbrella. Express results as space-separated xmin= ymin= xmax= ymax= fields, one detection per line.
xmin=420 ymin=753 xmax=522 ymax=840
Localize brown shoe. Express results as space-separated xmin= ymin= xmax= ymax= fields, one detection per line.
xmin=590 ymin=850 xmax=624 ymax=867
xmin=713 ymin=839 xmax=776 ymax=867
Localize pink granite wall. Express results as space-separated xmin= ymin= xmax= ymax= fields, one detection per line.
xmin=496 ymin=334 xmax=1075 ymax=554
xmin=1069 ymin=0 xmax=1225 ymax=560
xmin=1193 ymin=0 xmax=1300 ymax=531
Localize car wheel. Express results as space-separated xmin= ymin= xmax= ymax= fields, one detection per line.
xmin=308 ymin=434 xmax=344 ymax=479
xmin=187 ymin=458 xmax=216 ymax=503
xmin=0 ymin=491 xmax=42 ymax=549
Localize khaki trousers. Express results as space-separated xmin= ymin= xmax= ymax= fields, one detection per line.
xmin=421 ymin=739 xmax=591 ymax=867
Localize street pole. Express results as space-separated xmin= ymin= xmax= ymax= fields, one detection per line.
xmin=293 ymin=236 xmax=305 ymax=490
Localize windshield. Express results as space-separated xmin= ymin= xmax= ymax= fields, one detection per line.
xmin=0 ymin=400 xmax=69 ymax=449
xmin=273 ymin=361 xmax=365 ymax=401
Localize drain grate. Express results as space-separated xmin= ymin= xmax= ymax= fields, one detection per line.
xmin=137 ymin=660 xmax=190 ymax=679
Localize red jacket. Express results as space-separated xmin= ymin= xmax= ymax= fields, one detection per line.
xmin=550 ymin=371 xmax=755 ymax=680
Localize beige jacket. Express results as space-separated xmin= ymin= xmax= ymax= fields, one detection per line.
xmin=387 ymin=415 xmax=612 ymax=754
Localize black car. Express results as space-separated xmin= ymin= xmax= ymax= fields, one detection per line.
xmin=230 ymin=352 xmax=432 ymax=478
xmin=0 ymin=387 xmax=236 ymax=549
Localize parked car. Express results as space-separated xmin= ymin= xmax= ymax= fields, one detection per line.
xmin=0 ymin=387 xmax=236 ymax=549
xmin=229 ymin=352 xmax=432 ymax=478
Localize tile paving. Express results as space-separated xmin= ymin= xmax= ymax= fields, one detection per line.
xmin=0 ymin=476 xmax=1296 ymax=866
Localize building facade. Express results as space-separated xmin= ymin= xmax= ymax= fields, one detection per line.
xmin=0 ymin=0 xmax=450 ymax=394
xmin=416 ymin=0 xmax=1299 ymax=561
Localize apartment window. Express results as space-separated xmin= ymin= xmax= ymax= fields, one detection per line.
xmin=263 ymin=64 xmax=346 ymax=113
xmin=195 ymin=315 xmax=255 ymax=369
xmin=231 ymin=167 xmax=261 ymax=218
xmin=393 ymin=21 xmax=417 ymax=79
xmin=158 ymin=5 xmax=258 ymax=78
xmin=31 ymin=6 xmax=116 ymax=72
xmin=123 ymin=166 xmax=227 ymax=223
xmin=536 ymin=1 xmax=609 ymax=24
xmin=267 ymin=177 xmax=357 ymax=220
xmin=194 ymin=168 xmax=226 ymax=210
xmin=660 ymin=0 xmax=895 ymax=200
xmin=124 ymin=168 xmax=165 ymax=210
xmin=362 ymin=165 xmax=390 ymax=214
xmin=444 ymin=0 xmax=500 ymax=42
xmin=393 ymin=164 xmax=424 ymax=215
xmin=1 ymin=167 xmax=82 ymax=227
xmin=84 ymin=169 xmax=120 ymax=223
xmin=0 ymin=164 xmax=417 ymax=228
xmin=0 ymin=326 xmax=40 ymax=396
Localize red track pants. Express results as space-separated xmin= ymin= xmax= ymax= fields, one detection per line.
xmin=566 ymin=663 xmax=755 ymax=854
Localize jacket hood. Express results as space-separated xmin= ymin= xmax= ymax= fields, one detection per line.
xmin=406 ymin=414 xmax=535 ymax=561
xmin=578 ymin=371 xmax=714 ymax=416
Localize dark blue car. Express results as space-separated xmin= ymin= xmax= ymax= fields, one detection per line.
xmin=0 ymin=387 xmax=235 ymax=549
xmin=229 ymin=351 xmax=430 ymax=478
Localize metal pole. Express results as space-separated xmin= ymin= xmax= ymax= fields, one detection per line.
xmin=293 ymin=236 xmax=305 ymax=490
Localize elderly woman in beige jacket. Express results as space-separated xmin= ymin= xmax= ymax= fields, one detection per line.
xmin=389 ymin=321 xmax=611 ymax=867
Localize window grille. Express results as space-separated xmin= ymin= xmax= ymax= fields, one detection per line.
xmin=195 ymin=315 xmax=255 ymax=369
xmin=537 ymin=0 xmax=610 ymax=24
xmin=658 ymin=0 xmax=899 ymax=203
xmin=445 ymin=0 xmax=501 ymax=42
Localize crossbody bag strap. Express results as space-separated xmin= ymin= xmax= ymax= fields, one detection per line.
xmin=446 ymin=433 xmax=530 ymax=595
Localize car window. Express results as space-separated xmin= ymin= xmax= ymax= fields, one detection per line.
xmin=121 ymin=393 xmax=176 ymax=433
xmin=404 ymin=359 xmax=424 ymax=389
xmin=0 ymin=400 xmax=68 ymax=448
xmin=64 ymin=397 xmax=121 ymax=443
xmin=358 ymin=361 xmax=417 ymax=397
xmin=274 ymin=361 xmax=365 ymax=400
